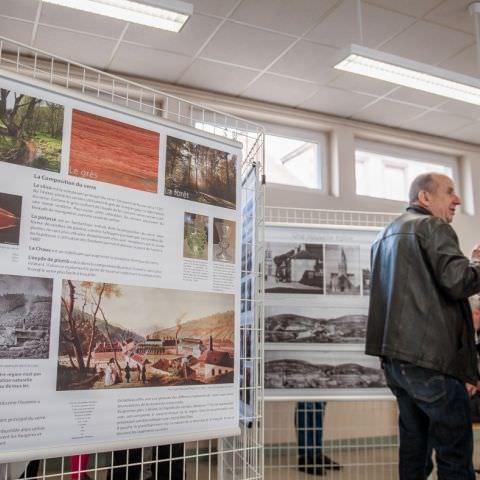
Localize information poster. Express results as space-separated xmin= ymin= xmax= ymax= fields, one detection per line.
xmin=264 ymin=224 xmax=390 ymax=399
xmin=0 ymin=77 xmax=241 ymax=461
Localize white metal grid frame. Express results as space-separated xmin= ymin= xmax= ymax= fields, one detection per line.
xmin=0 ymin=36 xmax=265 ymax=480
xmin=263 ymin=206 xmax=400 ymax=480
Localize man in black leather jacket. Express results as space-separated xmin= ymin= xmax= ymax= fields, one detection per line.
xmin=366 ymin=172 xmax=480 ymax=480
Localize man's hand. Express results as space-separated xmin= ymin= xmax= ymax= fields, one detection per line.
xmin=472 ymin=244 xmax=480 ymax=261
xmin=466 ymin=383 xmax=478 ymax=397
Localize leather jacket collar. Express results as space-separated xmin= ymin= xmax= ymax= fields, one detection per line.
xmin=406 ymin=205 xmax=432 ymax=216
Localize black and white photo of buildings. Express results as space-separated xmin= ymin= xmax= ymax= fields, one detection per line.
xmin=265 ymin=350 xmax=386 ymax=392
xmin=0 ymin=274 xmax=53 ymax=359
xmin=264 ymin=242 xmax=324 ymax=294
xmin=265 ymin=305 xmax=367 ymax=344
xmin=325 ymin=244 xmax=360 ymax=295
xmin=360 ymin=245 xmax=371 ymax=296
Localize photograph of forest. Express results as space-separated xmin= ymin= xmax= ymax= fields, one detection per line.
xmin=69 ymin=110 xmax=160 ymax=192
xmin=0 ymin=192 xmax=22 ymax=245
xmin=165 ymin=136 xmax=237 ymax=209
xmin=0 ymin=88 xmax=63 ymax=172
xmin=56 ymin=280 xmax=235 ymax=391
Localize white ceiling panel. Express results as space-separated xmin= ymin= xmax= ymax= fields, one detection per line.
xmin=448 ymin=122 xmax=480 ymax=143
xmin=400 ymin=110 xmax=473 ymax=136
xmin=268 ymin=41 xmax=339 ymax=83
xmin=34 ymin=26 xmax=116 ymax=67
xmin=365 ymin=0 xmax=443 ymax=18
xmin=0 ymin=17 xmax=33 ymax=45
xmin=123 ymin=14 xmax=220 ymax=57
xmin=327 ymin=71 xmax=396 ymax=96
xmin=109 ymin=44 xmax=193 ymax=82
xmin=200 ymin=21 xmax=294 ymax=69
xmin=179 ymin=59 xmax=259 ymax=95
xmin=39 ymin=3 xmax=125 ymax=37
xmin=242 ymin=74 xmax=319 ymax=107
xmin=0 ymin=0 xmax=38 ymax=22
xmin=440 ymin=44 xmax=478 ymax=77
xmin=425 ymin=0 xmax=474 ymax=34
xmin=189 ymin=0 xmax=240 ymax=17
xmin=298 ymin=86 xmax=377 ymax=117
xmin=230 ymin=0 xmax=339 ymax=36
xmin=380 ymin=20 xmax=473 ymax=65
xmin=351 ymin=98 xmax=426 ymax=127
xmin=436 ymin=99 xmax=480 ymax=121
xmin=385 ymin=87 xmax=445 ymax=109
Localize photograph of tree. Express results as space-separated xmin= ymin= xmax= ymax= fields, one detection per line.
xmin=0 ymin=274 xmax=53 ymax=359
xmin=183 ymin=212 xmax=209 ymax=260
xmin=264 ymin=242 xmax=324 ymax=294
xmin=164 ymin=135 xmax=237 ymax=209
xmin=325 ymin=244 xmax=360 ymax=295
xmin=265 ymin=350 xmax=386 ymax=392
xmin=69 ymin=110 xmax=160 ymax=192
xmin=0 ymin=88 xmax=63 ymax=172
xmin=56 ymin=280 xmax=235 ymax=391
xmin=213 ymin=217 xmax=236 ymax=264
xmin=265 ymin=305 xmax=368 ymax=344
xmin=0 ymin=192 xmax=22 ymax=245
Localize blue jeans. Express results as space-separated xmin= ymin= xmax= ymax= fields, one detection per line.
xmin=384 ymin=358 xmax=474 ymax=480
xmin=295 ymin=401 xmax=325 ymax=462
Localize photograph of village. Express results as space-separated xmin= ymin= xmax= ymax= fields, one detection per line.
xmin=0 ymin=274 xmax=53 ymax=359
xmin=56 ymin=280 xmax=235 ymax=391
xmin=164 ymin=135 xmax=237 ymax=209
xmin=325 ymin=244 xmax=361 ymax=295
xmin=0 ymin=192 xmax=22 ymax=245
xmin=69 ymin=109 xmax=160 ymax=192
xmin=0 ymin=88 xmax=63 ymax=172
xmin=183 ymin=212 xmax=209 ymax=260
xmin=360 ymin=245 xmax=371 ymax=296
xmin=265 ymin=305 xmax=368 ymax=344
xmin=264 ymin=242 xmax=324 ymax=294
xmin=265 ymin=350 xmax=387 ymax=392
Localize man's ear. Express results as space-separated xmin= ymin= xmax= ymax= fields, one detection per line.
xmin=417 ymin=190 xmax=430 ymax=207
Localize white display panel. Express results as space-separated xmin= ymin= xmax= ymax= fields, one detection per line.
xmin=0 ymin=77 xmax=242 ymax=461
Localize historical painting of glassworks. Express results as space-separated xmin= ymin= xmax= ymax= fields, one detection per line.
xmin=0 ymin=88 xmax=64 ymax=172
xmin=69 ymin=110 xmax=160 ymax=192
xmin=164 ymin=136 xmax=237 ymax=209
xmin=265 ymin=350 xmax=387 ymax=393
xmin=0 ymin=192 xmax=22 ymax=245
xmin=325 ymin=244 xmax=361 ymax=295
xmin=264 ymin=242 xmax=324 ymax=294
xmin=0 ymin=274 xmax=53 ymax=359
xmin=56 ymin=280 xmax=235 ymax=391
xmin=265 ymin=304 xmax=368 ymax=344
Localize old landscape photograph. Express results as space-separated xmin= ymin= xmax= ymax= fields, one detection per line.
xmin=0 ymin=274 xmax=53 ymax=359
xmin=56 ymin=280 xmax=235 ymax=391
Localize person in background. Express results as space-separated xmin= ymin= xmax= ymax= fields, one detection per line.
xmin=469 ymin=295 xmax=480 ymax=423
xmin=366 ymin=172 xmax=480 ymax=479
xmin=295 ymin=401 xmax=341 ymax=476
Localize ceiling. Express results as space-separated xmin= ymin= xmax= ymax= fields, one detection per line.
xmin=1 ymin=0 xmax=480 ymax=143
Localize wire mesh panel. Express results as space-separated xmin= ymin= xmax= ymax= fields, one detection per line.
xmin=0 ymin=36 xmax=264 ymax=480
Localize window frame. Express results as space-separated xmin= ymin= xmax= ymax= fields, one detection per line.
xmin=354 ymin=139 xmax=460 ymax=203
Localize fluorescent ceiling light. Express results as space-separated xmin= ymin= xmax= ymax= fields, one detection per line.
xmin=42 ymin=0 xmax=192 ymax=32
xmin=334 ymin=44 xmax=480 ymax=106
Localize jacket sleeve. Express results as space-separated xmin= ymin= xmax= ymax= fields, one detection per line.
xmin=422 ymin=222 xmax=480 ymax=300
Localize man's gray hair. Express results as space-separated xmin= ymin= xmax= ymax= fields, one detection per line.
xmin=470 ymin=295 xmax=480 ymax=311
xmin=408 ymin=173 xmax=438 ymax=205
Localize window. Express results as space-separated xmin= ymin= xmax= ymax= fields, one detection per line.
xmin=355 ymin=140 xmax=458 ymax=202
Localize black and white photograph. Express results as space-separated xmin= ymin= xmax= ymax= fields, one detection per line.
xmin=265 ymin=350 xmax=387 ymax=396
xmin=360 ymin=245 xmax=371 ymax=296
xmin=0 ymin=274 xmax=53 ymax=359
xmin=265 ymin=305 xmax=368 ymax=344
xmin=325 ymin=244 xmax=360 ymax=295
xmin=264 ymin=242 xmax=324 ymax=294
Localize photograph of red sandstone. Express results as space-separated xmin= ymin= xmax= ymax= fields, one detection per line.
xmin=69 ymin=110 xmax=160 ymax=192
xmin=56 ymin=280 xmax=235 ymax=391
xmin=0 ymin=192 xmax=22 ymax=245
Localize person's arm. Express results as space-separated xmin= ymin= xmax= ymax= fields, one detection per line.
xmin=422 ymin=224 xmax=480 ymax=300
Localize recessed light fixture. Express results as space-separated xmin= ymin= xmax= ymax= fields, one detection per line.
xmin=42 ymin=0 xmax=193 ymax=32
xmin=334 ymin=44 xmax=480 ymax=106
